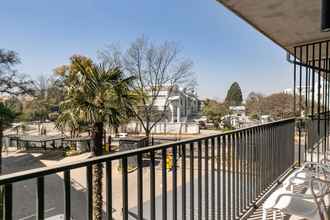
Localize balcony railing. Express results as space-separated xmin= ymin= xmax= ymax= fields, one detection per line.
xmin=295 ymin=113 xmax=330 ymax=167
xmin=0 ymin=118 xmax=296 ymax=220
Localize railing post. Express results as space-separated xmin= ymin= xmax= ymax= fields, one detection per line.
xmin=182 ymin=144 xmax=186 ymax=220
xmin=204 ymin=139 xmax=209 ymax=220
xmin=150 ymin=151 xmax=156 ymax=220
xmin=122 ymin=157 xmax=128 ymax=220
xmin=197 ymin=140 xmax=202 ymax=220
xmin=190 ymin=142 xmax=194 ymax=220
xmin=64 ymin=170 xmax=71 ymax=220
xmin=137 ymin=152 xmax=143 ymax=220
xmin=298 ymin=119 xmax=302 ymax=166
xmin=172 ymin=145 xmax=177 ymax=220
xmin=106 ymin=161 xmax=112 ymax=220
xmin=86 ymin=165 xmax=93 ymax=220
xmin=36 ymin=177 xmax=44 ymax=220
xmin=162 ymin=148 xmax=167 ymax=220
xmin=3 ymin=184 xmax=12 ymax=220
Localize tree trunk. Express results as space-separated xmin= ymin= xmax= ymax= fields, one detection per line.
xmin=103 ymin=129 xmax=107 ymax=147
xmin=145 ymin=121 xmax=150 ymax=146
xmin=91 ymin=122 xmax=104 ymax=220
xmin=0 ymin=129 xmax=3 ymax=175
xmin=145 ymin=129 xmax=150 ymax=146
xmin=107 ymin=135 xmax=111 ymax=152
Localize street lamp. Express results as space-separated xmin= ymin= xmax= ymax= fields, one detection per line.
xmin=321 ymin=0 xmax=330 ymax=32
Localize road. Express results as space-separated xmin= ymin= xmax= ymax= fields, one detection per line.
xmin=3 ymin=152 xmax=255 ymax=220
xmin=0 ymin=128 xmax=304 ymax=219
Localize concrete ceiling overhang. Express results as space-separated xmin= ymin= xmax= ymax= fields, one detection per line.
xmin=217 ymin=0 xmax=330 ymax=60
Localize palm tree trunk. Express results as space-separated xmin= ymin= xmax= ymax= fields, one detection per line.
xmin=145 ymin=129 xmax=151 ymax=146
xmin=92 ymin=122 xmax=104 ymax=220
xmin=0 ymin=128 xmax=3 ymax=218
xmin=92 ymin=163 xmax=103 ymax=220
xmin=0 ymin=129 xmax=3 ymax=175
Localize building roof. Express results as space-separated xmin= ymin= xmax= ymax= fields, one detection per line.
xmin=217 ymin=0 xmax=330 ymax=60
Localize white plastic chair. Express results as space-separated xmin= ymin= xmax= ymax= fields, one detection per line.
xmin=286 ymin=162 xmax=329 ymax=190
xmin=262 ymin=177 xmax=330 ymax=220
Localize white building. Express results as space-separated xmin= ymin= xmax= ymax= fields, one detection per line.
xmin=229 ymin=106 xmax=246 ymax=117
xmin=121 ymin=86 xmax=201 ymax=135
xmin=149 ymin=86 xmax=200 ymax=123
xmin=222 ymin=106 xmax=250 ymax=129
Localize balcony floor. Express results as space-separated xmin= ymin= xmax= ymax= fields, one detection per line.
xmin=247 ymin=164 xmax=330 ymax=220
xmin=247 ymin=183 xmax=313 ymax=220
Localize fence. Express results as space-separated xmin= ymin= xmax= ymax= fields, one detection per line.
xmin=0 ymin=118 xmax=295 ymax=220
xmin=297 ymin=113 xmax=330 ymax=164
xmin=123 ymin=121 xmax=200 ymax=134
xmin=291 ymin=39 xmax=330 ymax=164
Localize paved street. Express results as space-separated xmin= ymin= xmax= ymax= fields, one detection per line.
xmin=4 ymin=136 xmax=298 ymax=220
xmin=3 ymin=151 xmax=253 ymax=220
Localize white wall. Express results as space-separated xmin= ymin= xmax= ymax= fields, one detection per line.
xmin=122 ymin=121 xmax=200 ymax=134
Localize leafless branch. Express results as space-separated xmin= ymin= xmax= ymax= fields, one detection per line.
xmin=99 ymin=36 xmax=195 ymax=136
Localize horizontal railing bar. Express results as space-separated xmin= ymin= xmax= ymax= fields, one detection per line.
xmin=0 ymin=118 xmax=295 ymax=185
xmin=290 ymin=60 xmax=330 ymax=74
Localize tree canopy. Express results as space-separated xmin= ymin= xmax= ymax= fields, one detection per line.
xmin=0 ymin=49 xmax=34 ymax=95
xmin=202 ymin=99 xmax=228 ymax=128
xmin=245 ymin=92 xmax=296 ymax=120
xmin=55 ymin=55 xmax=135 ymax=144
xmin=0 ymin=102 xmax=16 ymax=174
xmin=225 ymin=82 xmax=243 ymax=106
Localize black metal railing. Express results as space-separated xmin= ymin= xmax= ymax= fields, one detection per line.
xmin=0 ymin=118 xmax=295 ymax=220
xmin=297 ymin=113 xmax=330 ymax=164
xmin=291 ymin=39 xmax=330 ymax=165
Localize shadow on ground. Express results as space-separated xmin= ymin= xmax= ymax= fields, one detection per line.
xmin=2 ymin=152 xmax=105 ymax=220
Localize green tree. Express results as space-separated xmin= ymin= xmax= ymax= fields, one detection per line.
xmin=0 ymin=49 xmax=33 ymax=216
xmin=225 ymin=82 xmax=243 ymax=106
xmin=4 ymin=97 xmax=23 ymax=114
xmin=19 ymin=75 xmax=65 ymax=124
xmin=55 ymin=55 xmax=135 ymax=220
xmin=202 ymin=99 xmax=228 ymax=128
xmin=0 ymin=49 xmax=34 ymax=95
xmin=0 ymin=103 xmax=16 ymax=174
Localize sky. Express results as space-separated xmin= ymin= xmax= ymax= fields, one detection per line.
xmin=0 ymin=0 xmax=292 ymax=101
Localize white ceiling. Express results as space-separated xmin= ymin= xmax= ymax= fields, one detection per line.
xmin=217 ymin=0 xmax=330 ymax=59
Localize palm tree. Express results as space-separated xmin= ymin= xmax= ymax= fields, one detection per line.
xmin=0 ymin=103 xmax=16 ymax=174
xmin=56 ymin=57 xmax=135 ymax=219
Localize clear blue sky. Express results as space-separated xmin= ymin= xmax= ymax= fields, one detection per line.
xmin=0 ymin=0 xmax=292 ymax=100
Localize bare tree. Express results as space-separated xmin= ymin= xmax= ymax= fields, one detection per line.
xmin=246 ymin=91 xmax=298 ymax=120
xmin=98 ymin=44 xmax=123 ymax=69
xmin=99 ymin=37 xmax=195 ymax=140
xmin=245 ymin=92 xmax=265 ymax=118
